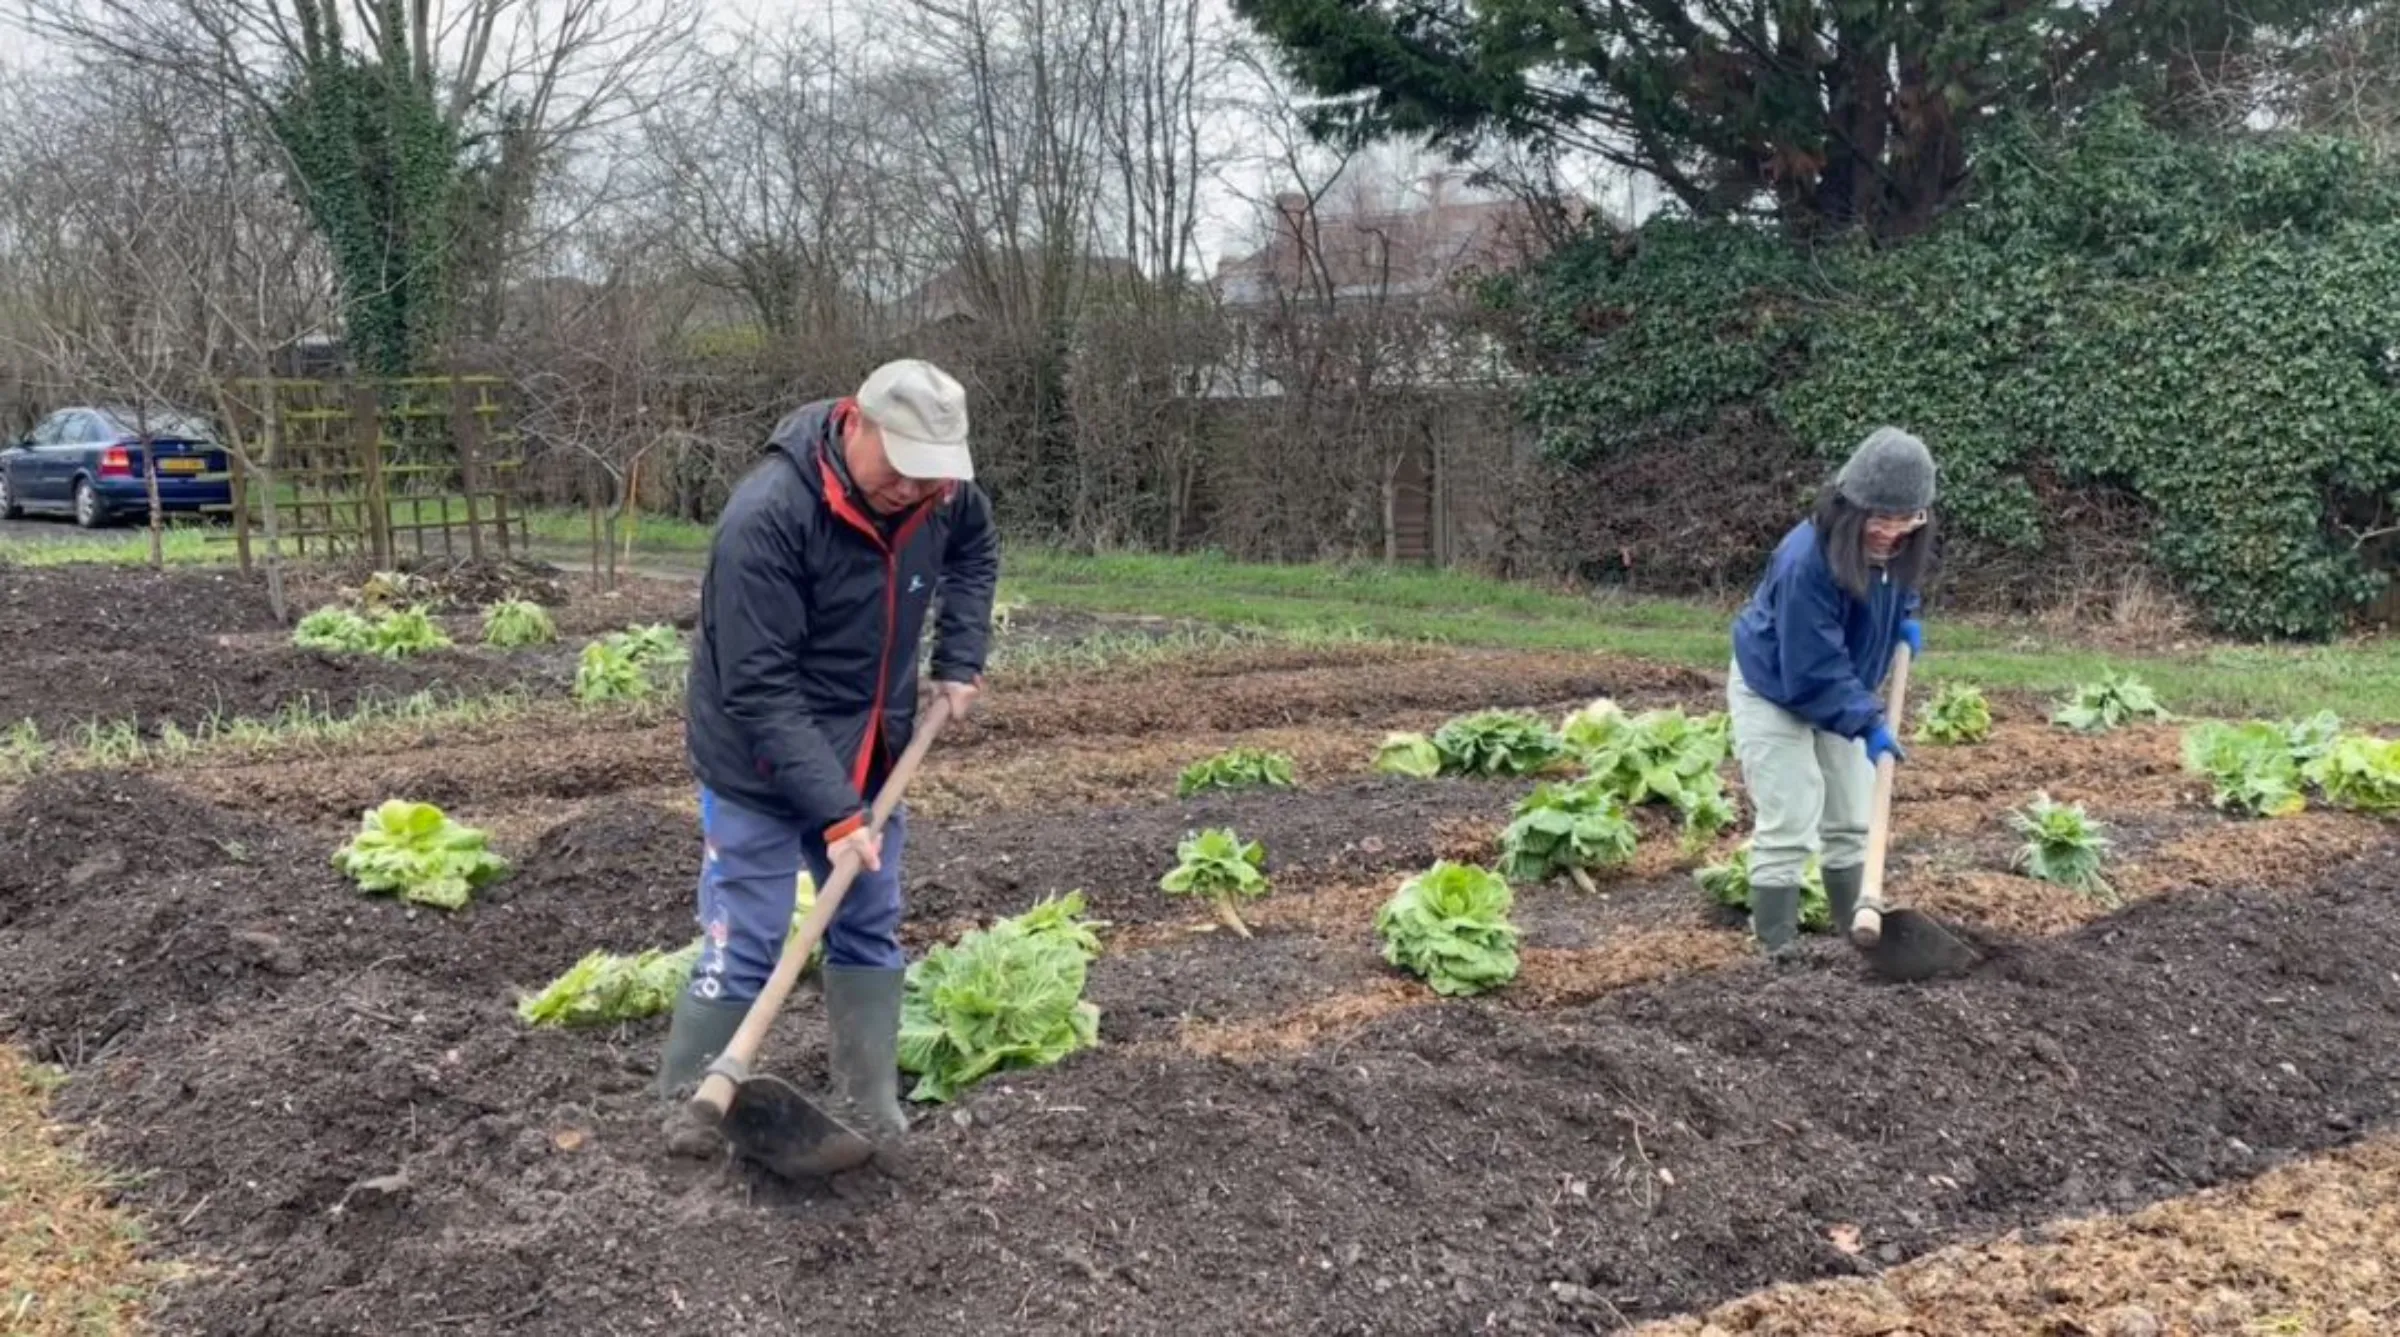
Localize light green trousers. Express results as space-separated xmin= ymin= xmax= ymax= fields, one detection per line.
xmin=1726 ymin=660 xmax=1873 ymax=887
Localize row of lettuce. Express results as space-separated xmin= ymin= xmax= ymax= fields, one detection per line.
xmin=292 ymin=594 xmax=686 ymax=706
xmin=317 ymin=666 xmax=2400 ymax=1110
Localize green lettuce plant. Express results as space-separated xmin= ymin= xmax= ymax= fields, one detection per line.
xmin=332 ymin=799 xmax=509 ymax=910
xmin=1374 ymin=861 xmax=1521 ymax=996
xmin=897 ymin=892 xmax=1104 ymax=1103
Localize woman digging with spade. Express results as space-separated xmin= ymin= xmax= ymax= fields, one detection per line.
xmin=1725 ymin=426 xmax=1937 ymax=957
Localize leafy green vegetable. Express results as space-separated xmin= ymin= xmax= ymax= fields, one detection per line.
xmin=1175 ymin=747 xmax=1296 ymax=798
xmin=897 ymin=892 xmax=1104 ymax=1103
xmin=1694 ymin=844 xmax=1830 ymax=933
xmin=516 ymin=941 xmax=700 ymax=1027
xmin=1558 ymin=698 xmax=1629 ymax=755
xmin=1373 ymin=732 xmax=1442 ymax=778
xmin=481 ymin=598 xmax=558 ymax=648
xmin=1676 ymin=782 xmax=1739 ymax=851
xmin=1430 ymin=710 xmax=1566 ymax=777
xmin=2051 ymin=671 xmax=2168 ymax=734
xmin=294 ymin=606 xmax=375 ymax=652
xmin=2181 ymin=720 xmax=2310 ymax=817
xmin=2008 ymin=792 xmax=2115 ymax=903
xmin=1497 ymin=780 xmax=1638 ymax=891
xmin=1917 ymin=682 xmax=1993 ymax=745
xmin=2303 ymin=733 xmax=2400 ymax=814
xmin=1374 ymin=861 xmax=1521 ymax=996
xmin=2282 ymin=710 xmax=2344 ymax=765
xmin=575 ymin=623 xmax=687 ymax=703
xmin=332 ymin=799 xmax=510 ymax=910
xmin=293 ymin=603 xmax=451 ymax=658
xmin=365 ymin=606 xmax=452 ymax=658
xmin=1159 ymin=828 xmax=1270 ymax=936
xmin=1568 ymin=703 xmax=1736 ymax=845
xmin=518 ymin=876 xmax=828 ymax=1027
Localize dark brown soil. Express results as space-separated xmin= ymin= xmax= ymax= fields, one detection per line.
xmin=0 ymin=777 xmax=698 ymax=1063
xmin=902 ymin=774 xmax=1527 ymax=926
xmin=189 ymin=725 xmax=694 ymax=826
xmin=0 ymin=563 xmax=596 ymax=739
xmin=7 ymin=753 xmax=2400 ymax=1336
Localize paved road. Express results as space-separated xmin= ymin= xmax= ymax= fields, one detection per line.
xmin=0 ymin=515 xmax=123 ymax=547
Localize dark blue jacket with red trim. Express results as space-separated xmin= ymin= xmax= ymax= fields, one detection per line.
xmin=684 ymin=396 xmax=999 ymax=840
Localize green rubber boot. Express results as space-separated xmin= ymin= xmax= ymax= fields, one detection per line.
xmin=1749 ymin=882 xmax=1802 ymax=958
xmin=655 ymin=990 xmax=747 ymax=1158
xmin=1822 ymin=863 xmax=1863 ymax=939
xmin=822 ymin=964 xmax=908 ymax=1146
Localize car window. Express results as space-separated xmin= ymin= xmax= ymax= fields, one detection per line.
xmin=99 ymin=406 xmax=214 ymax=440
xmin=29 ymin=413 xmax=68 ymax=447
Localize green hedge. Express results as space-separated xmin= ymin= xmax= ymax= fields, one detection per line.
xmin=1486 ymin=97 xmax=2400 ymax=639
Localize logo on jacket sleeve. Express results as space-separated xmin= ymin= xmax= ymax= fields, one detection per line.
xmin=908 ymin=574 xmax=926 ymax=595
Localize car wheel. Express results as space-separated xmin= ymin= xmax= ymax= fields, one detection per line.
xmin=0 ymin=469 xmax=18 ymax=520
xmin=73 ymin=477 xmax=104 ymax=529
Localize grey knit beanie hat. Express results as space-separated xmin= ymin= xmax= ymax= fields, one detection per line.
xmin=1834 ymin=426 xmax=1936 ymax=513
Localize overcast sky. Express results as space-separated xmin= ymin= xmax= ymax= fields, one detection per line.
xmin=0 ymin=0 xmax=1656 ymax=275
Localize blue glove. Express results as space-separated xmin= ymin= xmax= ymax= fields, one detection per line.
xmin=1865 ymin=724 xmax=1908 ymax=766
xmin=1899 ymin=619 xmax=1924 ymax=657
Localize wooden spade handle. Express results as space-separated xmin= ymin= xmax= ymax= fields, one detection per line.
xmin=1849 ymin=642 xmax=1912 ymax=948
xmin=689 ymin=694 xmax=953 ymax=1118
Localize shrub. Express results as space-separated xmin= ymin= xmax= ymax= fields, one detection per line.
xmin=1487 ymin=99 xmax=2400 ymax=639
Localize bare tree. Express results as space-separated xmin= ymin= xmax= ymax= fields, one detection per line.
xmin=637 ymin=20 xmax=924 ymax=362
xmin=23 ymin=0 xmax=701 ymax=369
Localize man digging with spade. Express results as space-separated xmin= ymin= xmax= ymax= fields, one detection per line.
xmin=658 ymin=358 xmax=1000 ymax=1162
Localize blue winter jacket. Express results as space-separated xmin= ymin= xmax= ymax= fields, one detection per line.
xmin=1731 ymin=520 xmax=1919 ymax=739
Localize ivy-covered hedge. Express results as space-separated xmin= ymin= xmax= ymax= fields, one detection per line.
xmin=1486 ymin=98 xmax=2400 ymax=640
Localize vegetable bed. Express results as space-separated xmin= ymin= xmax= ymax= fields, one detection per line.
xmin=3 ymin=643 xmax=2398 ymax=1336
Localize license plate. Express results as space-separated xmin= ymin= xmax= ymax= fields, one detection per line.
xmin=158 ymin=457 xmax=204 ymax=473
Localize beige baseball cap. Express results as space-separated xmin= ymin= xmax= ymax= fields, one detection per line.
xmin=856 ymin=358 xmax=973 ymax=481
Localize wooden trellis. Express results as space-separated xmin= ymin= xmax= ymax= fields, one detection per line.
xmin=214 ymin=373 xmax=530 ymax=567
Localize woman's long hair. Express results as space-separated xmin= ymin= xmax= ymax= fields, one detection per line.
xmin=1813 ymin=482 xmax=1935 ymax=600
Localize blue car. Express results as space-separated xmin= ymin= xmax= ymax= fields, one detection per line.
xmin=0 ymin=405 xmax=234 ymax=528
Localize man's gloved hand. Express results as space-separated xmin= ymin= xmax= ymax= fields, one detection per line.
xmin=1865 ymin=724 xmax=1908 ymax=766
xmin=1899 ymin=618 xmax=1924 ymax=657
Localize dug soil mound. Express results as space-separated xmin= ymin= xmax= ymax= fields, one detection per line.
xmin=0 ymin=789 xmax=701 ymax=1062
xmin=14 ymin=785 xmax=2399 ymax=1337
xmin=192 ymin=725 xmax=693 ymax=823
xmin=0 ymin=772 xmax=274 ymax=921
xmin=0 ymin=563 xmax=283 ymax=647
xmin=1 ymin=643 xmax=565 ymax=741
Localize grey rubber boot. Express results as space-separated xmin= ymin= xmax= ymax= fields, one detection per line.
xmin=821 ymin=964 xmax=908 ymax=1143
xmin=655 ymin=990 xmax=748 ymax=1158
xmin=1749 ymin=882 xmax=1802 ymax=957
xmin=1821 ymin=863 xmax=1863 ymax=939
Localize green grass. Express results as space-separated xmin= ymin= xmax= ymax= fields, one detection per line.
xmin=1007 ymin=549 xmax=2400 ymax=723
xmin=0 ymin=504 xmax=716 ymax=569
xmin=0 ymin=687 xmax=679 ymax=780
xmin=12 ymin=520 xmax=2400 ymax=722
